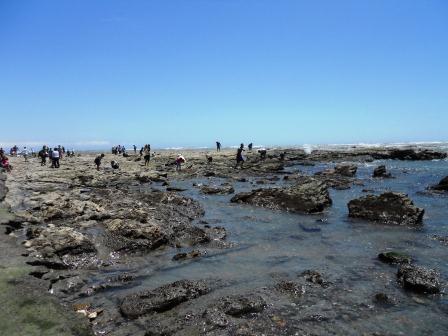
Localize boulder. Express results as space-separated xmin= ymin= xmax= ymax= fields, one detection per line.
xmin=120 ymin=280 xmax=209 ymax=318
xmin=373 ymin=165 xmax=392 ymax=178
xmin=430 ymin=176 xmax=448 ymax=192
xmin=397 ymin=264 xmax=441 ymax=294
xmin=231 ymin=177 xmax=331 ymax=214
xmin=347 ymin=192 xmax=424 ymax=226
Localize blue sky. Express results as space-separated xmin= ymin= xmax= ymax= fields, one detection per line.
xmin=1 ymin=0 xmax=447 ymax=149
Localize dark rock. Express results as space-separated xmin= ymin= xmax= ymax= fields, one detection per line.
xmin=373 ymin=165 xmax=392 ymax=178
xmin=334 ymin=164 xmax=358 ymax=177
xmin=200 ymin=185 xmax=234 ymax=195
xmin=218 ymin=294 xmax=266 ymax=317
xmin=378 ymin=251 xmax=412 ymax=264
xmin=431 ymin=235 xmax=448 ymax=245
xmin=430 ymin=176 xmax=448 ymax=192
xmin=347 ymin=192 xmax=424 ymax=226
xmin=397 ymin=264 xmax=441 ymax=294
xmin=166 ymin=187 xmax=187 ymax=192
xmin=373 ymin=293 xmax=397 ymax=306
xmin=301 ymin=270 xmax=329 ymax=287
xmin=172 ymin=250 xmax=203 ymax=261
xmin=120 ymin=279 xmax=210 ymax=318
xmin=204 ymin=171 xmax=216 ymax=177
xmin=372 ymin=149 xmax=447 ymax=161
xmin=316 ymin=164 xmax=357 ymax=177
xmin=275 ymin=280 xmax=305 ymax=296
xmin=231 ymin=177 xmax=332 ymax=214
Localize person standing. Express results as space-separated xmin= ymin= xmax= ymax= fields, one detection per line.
xmin=216 ymin=141 xmax=221 ymax=152
xmin=143 ymin=145 xmax=151 ymax=166
xmin=235 ymin=143 xmax=245 ymax=168
xmin=94 ymin=154 xmax=105 ymax=171
xmin=22 ymin=146 xmax=29 ymax=162
xmin=51 ymin=147 xmax=60 ymax=168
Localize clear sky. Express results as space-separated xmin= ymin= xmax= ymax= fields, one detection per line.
xmin=1 ymin=0 xmax=447 ymax=149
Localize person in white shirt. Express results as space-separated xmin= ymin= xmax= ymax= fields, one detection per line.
xmin=22 ymin=146 xmax=29 ymax=162
xmin=51 ymin=148 xmax=60 ymax=168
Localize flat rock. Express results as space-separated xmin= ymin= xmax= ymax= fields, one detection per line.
xmin=120 ymin=279 xmax=209 ymax=318
xmin=200 ymin=185 xmax=235 ymax=195
xmin=231 ymin=177 xmax=331 ymax=214
xmin=347 ymin=192 xmax=424 ymax=226
xmin=378 ymin=251 xmax=412 ymax=264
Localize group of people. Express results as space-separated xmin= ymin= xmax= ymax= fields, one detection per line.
xmin=38 ymin=145 xmax=68 ymax=168
xmin=111 ymin=145 xmax=126 ymax=155
xmin=140 ymin=144 xmax=152 ymax=166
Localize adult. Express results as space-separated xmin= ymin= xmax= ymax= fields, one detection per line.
xmin=51 ymin=147 xmax=60 ymax=168
xmin=22 ymin=146 xmax=29 ymax=162
xmin=143 ymin=145 xmax=151 ymax=166
xmin=133 ymin=145 xmax=137 ymax=154
xmin=248 ymin=143 xmax=253 ymax=151
xmin=176 ymin=154 xmax=186 ymax=171
xmin=235 ymin=143 xmax=245 ymax=168
xmin=94 ymin=154 xmax=105 ymax=171
xmin=216 ymin=141 xmax=221 ymax=152
xmin=38 ymin=146 xmax=48 ymax=166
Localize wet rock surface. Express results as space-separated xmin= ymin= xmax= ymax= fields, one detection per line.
xmin=231 ymin=177 xmax=332 ymax=214
xmin=120 ymin=279 xmax=210 ymax=318
xmin=373 ymin=165 xmax=392 ymax=178
xmin=348 ymin=192 xmax=424 ymax=226
xmin=378 ymin=251 xmax=412 ymax=264
xmin=2 ymin=146 xmax=448 ymax=335
xmin=397 ymin=264 xmax=442 ymax=294
xmin=430 ymin=176 xmax=448 ymax=192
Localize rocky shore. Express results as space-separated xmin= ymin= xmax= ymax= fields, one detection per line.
xmin=1 ymin=145 xmax=447 ymax=335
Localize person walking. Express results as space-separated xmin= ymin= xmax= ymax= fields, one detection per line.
xmin=235 ymin=143 xmax=245 ymax=169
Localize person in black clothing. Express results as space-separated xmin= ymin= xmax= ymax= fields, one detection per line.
xmin=216 ymin=141 xmax=221 ymax=152
xmin=235 ymin=143 xmax=245 ymax=168
xmin=94 ymin=154 xmax=105 ymax=171
xmin=248 ymin=143 xmax=253 ymax=151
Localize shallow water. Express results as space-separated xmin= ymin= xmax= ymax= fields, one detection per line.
xmin=87 ymin=159 xmax=447 ymax=334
